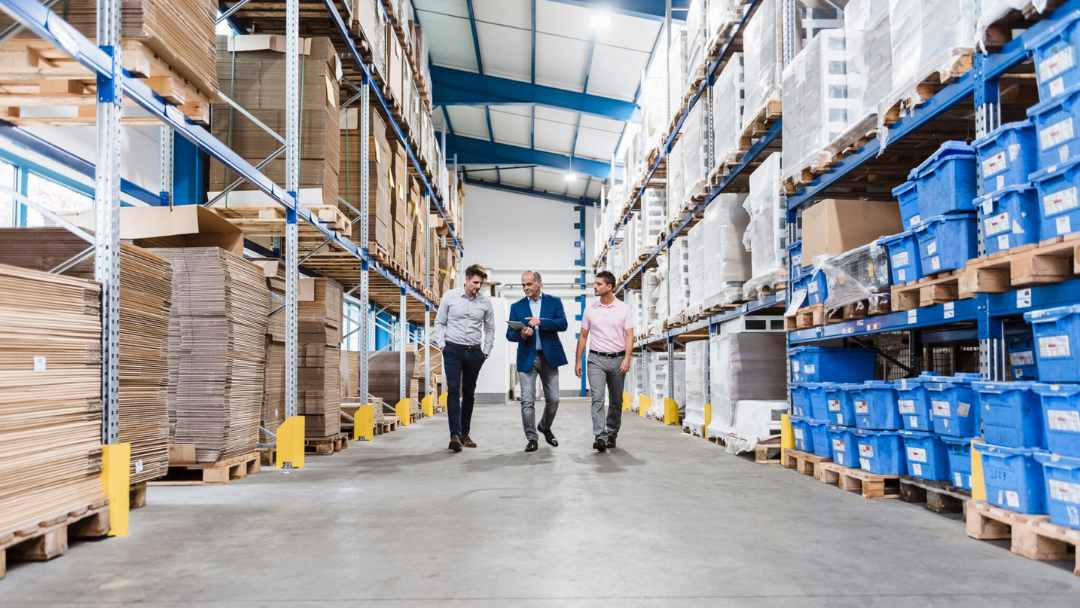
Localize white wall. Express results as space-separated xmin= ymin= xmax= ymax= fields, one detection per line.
xmin=462 ymin=183 xmax=596 ymax=399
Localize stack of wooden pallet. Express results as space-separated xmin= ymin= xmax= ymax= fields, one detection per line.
xmin=0 ymin=263 xmax=105 ymax=541
xmin=0 ymin=229 xmax=172 ymax=487
xmin=150 ymin=247 xmax=269 ymax=464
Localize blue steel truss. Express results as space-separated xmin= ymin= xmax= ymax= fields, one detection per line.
xmin=445 ymin=135 xmax=610 ymax=179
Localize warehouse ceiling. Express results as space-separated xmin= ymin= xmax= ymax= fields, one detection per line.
xmin=420 ymin=0 xmax=684 ymax=205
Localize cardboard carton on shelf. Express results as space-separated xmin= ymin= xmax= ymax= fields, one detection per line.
xmin=801 ymin=198 xmax=902 ymax=263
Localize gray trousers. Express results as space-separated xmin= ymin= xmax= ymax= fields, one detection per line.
xmin=519 ymin=352 xmax=560 ymax=441
xmin=587 ymin=354 xmax=626 ymax=439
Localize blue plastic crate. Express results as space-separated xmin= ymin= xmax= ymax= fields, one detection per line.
xmin=892 ymin=179 xmax=921 ymax=228
xmin=1007 ymin=333 xmax=1039 ymax=380
xmin=1028 ymin=157 xmax=1080 ymax=239
xmin=926 ymin=373 xmax=983 ymax=437
xmin=973 ymin=381 xmax=1045 ymax=449
xmin=881 ymin=230 xmax=922 ymax=285
xmin=973 ymin=120 xmax=1039 ymax=193
xmin=788 ymin=346 xmax=877 ymax=384
xmin=854 ymin=429 xmax=906 ymax=475
xmin=1027 ymin=10 xmax=1080 ymax=101
xmin=825 ymin=382 xmax=858 ymax=426
xmin=913 ymin=213 xmax=979 ymax=275
xmin=829 ymin=425 xmax=859 ymax=468
xmin=806 ymin=269 xmax=828 ymax=306
xmin=1025 ymin=304 xmax=1080 ymax=382
xmin=976 ymin=443 xmax=1047 ymax=514
xmin=790 ymin=384 xmax=811 ymax=418
xmin=792 ymin=416 xmax=814 ymax=453
xmin=1028 ymin=83 xmax=1080 ymax=168
xmin=975 ymin=184 xmax=1040 ymax=255
xmin=1033 ymin=383 xmax=1080 ymax=457
xmin=910 ymin=141 xmax=978 ymax=217
xmin=900 ymin=430 xmax=950 ymax=481
xmin=807 ymin=382 xmax=829 ymax=422
xmin=807 ymin=420 xmax=832 ymax=458
xmin=941 ymin=436 xmax=974 ymax=490
xmin=853 ymin=380 xmax=902 ymax=430
xmin=1034 ymin=451 xmax=1080 ymax=530
xmin=896 ymin=374 xmax=940 ymax=432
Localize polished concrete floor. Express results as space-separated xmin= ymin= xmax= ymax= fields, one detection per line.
xmin=3 ymin=399 xmax=1080 ymax=607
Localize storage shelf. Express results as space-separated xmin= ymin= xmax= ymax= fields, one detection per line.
xmin=636 ymin=291 xmax=785 ymax=348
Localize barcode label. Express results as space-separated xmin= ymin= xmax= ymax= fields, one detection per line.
xmin=982 ymin=151 xmax=1007 ymax=177
xmin=858 ymin=443 xmax=874 ymax=457
xmin=1017 ymin=288 xmax=1032 ymax=309
xmin=907 ymin=447 xmax=928 ymax=463
xmin=1043 ymin=186 xmax=1078 ymax=215
xmin=1039 ymin=335 xmax=1072 ymax=358
xmin=898 ymin=399 xmax=916 ymax=414
xmin=1048 ymin=409 xmax=1080 ymax=432
xmin=1040 ymin=117 xmax=1075 ymax=150
xmin=932 ymin=400 xmax=951 ymax=417
xmin=1040 ymin=44 xmax=1075 ymax=83
xmin=892 ymin=251 xmax=909 ymax=267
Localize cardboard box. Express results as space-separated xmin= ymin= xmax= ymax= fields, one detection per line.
xmin=69 ymin=205 xmax=244 ymax=255
xmin=802 ymin=199 xmax=902 ymax=262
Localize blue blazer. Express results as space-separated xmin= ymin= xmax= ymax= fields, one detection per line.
xmin=506 ymin=293 xmax=568 ymax=371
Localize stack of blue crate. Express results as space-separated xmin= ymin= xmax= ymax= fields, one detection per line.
xmin=787 ymin=346 xmax=876 ymax=461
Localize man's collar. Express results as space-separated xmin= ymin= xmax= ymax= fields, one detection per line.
xmin=529 ymin=292 xmax=542 ymax=302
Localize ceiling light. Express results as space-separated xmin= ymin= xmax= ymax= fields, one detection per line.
xmin=589 ymin=12 xmax=611 ymax=30
xmin=565 ymin=173 xmax=577 ymax=183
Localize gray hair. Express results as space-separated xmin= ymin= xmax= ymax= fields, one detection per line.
xmin=521 ymin=270 xmax=543 ymax=284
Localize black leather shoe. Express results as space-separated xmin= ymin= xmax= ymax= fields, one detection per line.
xmin=606 ymin=435 xmax=617 ymax=449
xmin=593 ymin=436 xmax=607 ymax=453
xmin=524 ymin=440 xmax=538 ymax=452
xmin=461 ymin=435 xmax=477 ymax=448
xmin=449 ymin=435 xmax=463 ymax=453
xmin=540 ymin=428 xmax=558 ymax=447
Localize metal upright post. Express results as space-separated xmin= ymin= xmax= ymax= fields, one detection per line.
xmin=424 ymin=194 xmax=432 ymax=402
xmin=359 ymin=79 xmax=370 ymax=405
xmin=399 ymin=289 xmax=407 ymax=403
xmin=159 ymin=126 xmax=173 ymax=207
xmin=284 ymin=0 xmax=300 ymax=420
xmin=96 ymin=0 xmax=122 ymax=445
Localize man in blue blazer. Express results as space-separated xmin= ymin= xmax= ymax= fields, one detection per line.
xmin=506 ymin=271 xmax=568 ymax=452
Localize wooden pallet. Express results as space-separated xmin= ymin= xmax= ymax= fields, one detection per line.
xmin=376 ymin=418 xmax=399 ymax=435
xmin=959 ymin=233 xmax=1080 ymax=297
xmin=259 ymin=447 xmax=276 ymax=466
xmin=0 ymin=39 xmax=210 ymax=124
xmin=153 ymin=451 xmax=261 ymax=485
xmin=785 ymin=304 xmax=826 ymax=330
xmin=129 ymin=482 xmax=148 ymax=511
xmin=737 ymin=97 xmax=782 ymax=152
xmin=899 ymin=477 xmax=970 ymax=514
xmin=966 ymin=500 xmax=1080 ymax=576
xmin=305 ymin=433 xmax=348 ymax=455
xmin=890 ymin=271 xmax=968 ymax=312
xmin=816 ymin=461 xmax=901 ymax=499
xmin=981 ymin=0 xmax=1063 ymax=49
xmin=781 ymin=448 xmax=831 ymax=477
xmin=215 ymin=205 xmax=351 ymax=237
xmin=748 ymin=436 xmax=782 ymax=464
xmin=1 ymin=501 xmax=109 ymax=579
xmin=882 ymin=48 xmax=975 ymax=126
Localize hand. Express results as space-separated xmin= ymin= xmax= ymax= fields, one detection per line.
xmin=575 ymin=361 xmax=582 ymax=378
xmin=618 ymin=358 xmax=631 ymax=374
xmin=520 ymin=326 xmax=534 ymax=338
xmin=527 ymin=316 xmax=541 ymax=328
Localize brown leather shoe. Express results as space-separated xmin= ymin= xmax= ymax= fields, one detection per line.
xmin=461 ymin=435 xmax=477 ymax=448
xmin=448 ymin=435 xmax=463 ymax=453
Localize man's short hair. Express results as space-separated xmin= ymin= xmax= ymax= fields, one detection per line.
xmin=522 ymin=270 xmax=542 ymax=283
xmin=596 ymin=270 xmax=616 ymax=287
xmin=465 ymin=264 xmax=488 ymax=281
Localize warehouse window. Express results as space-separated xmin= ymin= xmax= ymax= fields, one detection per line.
xmin=24 ymin=173 xmax=92 ymax=228
xmin=0 ymin=161 xmax=15 ymax=227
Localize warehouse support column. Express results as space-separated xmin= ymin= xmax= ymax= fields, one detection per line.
xmin=159 ymin=126 xmax=173 ymax=207
xmin=396 ymin=289 xmax=411 ymax=426
xmin=664 ymin=337 xmax=678 ymax=426
xmin=96 ymin=0 xmax=128 ymax=536
xmin=356 ymin=78 xmax=372 ymax=440
xmin=422 ymin=203 xmax=433 ymax=417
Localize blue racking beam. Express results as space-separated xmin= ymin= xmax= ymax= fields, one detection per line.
xmin=446 ymin=134 xmax=610 ymax=179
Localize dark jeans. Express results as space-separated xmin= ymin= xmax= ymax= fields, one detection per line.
xmin=443 ymin=342 xmax=486 ymax=437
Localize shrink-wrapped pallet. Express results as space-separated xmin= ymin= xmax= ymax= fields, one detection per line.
xmin=646 ymin=351 xmax=685 ymax=418
xmin=702 ymin=193 xmax=751 ymax=307
xmin=741 ymin=0 xmax=782 ymax=134
xmin=705 ymin=329 xmax=788 ymax=450
xmin=742 ymin=153 xmax=786 ymax=296
xmin=842 ymin=0 xmax=892 ymax=134
xmin=685 ymin=0 xmax=708 ymax=85
xmin=683 ymin=339 xmax=709 ymax=433
xmin=687 ymin=219 xmax=707 ymax=314
xmin=682 ymin=95 xmax=711 ymax=203
xmin=667 ymin=141 xmax=685 ymax=223
xmin=668 ymin=236 xmax=692 ymax=320
xmin=639 ymin=190 xmax=667 ymax=256
xmin=668 ymin=25 xmax=688 ymax=125
xmin=712 ymin=52 xmax=745 ymax=167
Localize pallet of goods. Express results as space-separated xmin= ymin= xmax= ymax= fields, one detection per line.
xmin=340 ymin=104 xmax=395 ymax=258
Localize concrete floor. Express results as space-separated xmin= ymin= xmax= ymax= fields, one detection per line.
xmin=3 ymin=399 xmax=1080 ymax=607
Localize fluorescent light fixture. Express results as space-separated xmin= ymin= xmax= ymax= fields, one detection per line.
xmin=589 ymin=11 xmax=611 ymax=30
xmin=565 ymin=173 xmax=577 ymax=183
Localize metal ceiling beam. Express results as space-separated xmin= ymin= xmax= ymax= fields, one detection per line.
xmin=446 ymin=135 xmax=609 ymax=179
xmin=432 ymin=66 xmax=637 ymax=122
xmin=547 ymin=0 xmax=688 ymax=20
xmin=463 ymin=175 xmax=598 ymax=206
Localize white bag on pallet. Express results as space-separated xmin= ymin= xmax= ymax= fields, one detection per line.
xmin=741 ymin=0 xmax=782 ymax=134
xmin=702 ymin=193 xmax=751 ymax=307
xmin=843 ymin=0 xmax=892 ymax=133
xmin=683 ymin=339 xmax=709 ymax=432
xmin=712 ymin=52 xmax=745 ymax=168
xmin=742 ymin=153 xmax=786 ymax=296
xmin=683 ymin=95 xmax=711 ymax=203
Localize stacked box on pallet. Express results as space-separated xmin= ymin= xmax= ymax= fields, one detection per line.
xmin=706 ymin=324 xmax=788 ymax=451
xmin=340 ymin=105 xmax=394 ymax=255
xmin=0 ymin=265 xmax=105 ymax=547
xmin=210 ymin=35 xmax=342 ymax=209
xmin=150 ymin=247 xmax=269 ymax=464
xmin=712 ymin=52 xmax=745 ymax=168
xmin=668 ymin=236 xmax=692 ymax=322
xmin=842 ymin=0 xmax=892 ymax=135
xmin=742 ymin=153 xmax=786 ymax=299
xmin=353 ymin=0 xmax=387 ymax=80
xmin=741 ymin=0 xmax=782 ymax=136
xmin=0 ymin=230 xmax=172 ymax=486
xmin=683 ymin=339 xmax=709 ymax=433
xmin=702 ymin=193 xmax=751 ymax=308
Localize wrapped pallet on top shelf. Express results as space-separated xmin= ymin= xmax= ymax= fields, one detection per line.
xmin=685 ymin=0 xmax=708 ymax=86
xmin=705 ymin=323 xmax=788 ymax=451
xmin=841 ymin=0 xmax=892 ymax=140
xmin=707 ymin=0 xmax=742 ymax=44
xmin=0 ymin=264 xmax=105 ymax=550
xmin=742 ymin=153 xmax=786 ymax=299
xmin=353 ymin=0 xmax=387 ymax=80
xmin=210 ymin=35 xmax=342 ymax=210
xmin=683 ymin=339 xmax=709 ymax=434
xmin=712 ymin=52 xmax=745 ymax=169
xmin=701 ymin=193 xmax=751 ymax=309
xmin=150 ymin=247 xmax=269 ymax=464
xmin=741 ymin=0 xmax=782 ymax=140
xmin=340 ymin=105 xmax=394 ymax=257
xmin=0 ymin=230 xmax=172 ymax=487
xmin=668 ymin=24 xmax=688 ymax=125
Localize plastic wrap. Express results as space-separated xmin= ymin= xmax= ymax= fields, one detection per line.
xmin=687 ymin=220 xmax=706 ymax=313
xmin=884 ymin=0 xmax=975 ymax=115
xmin=741 ymin=0 xmax=782 ymax=134
xmin=818 ymin=240 xmax=892 ymax=309
xmin=708 ymin=0 xmax=742 ymax=41
xmin=683 ymin=340 xmax=708 ymax=430
xmin=843 ymin=0 xmax=892 ymax=133
xmin=682 ymin=95 xmax=710 ymax=203
xmin=712 ymin=52 xmax=745 ymax=167
xmin=641 ymin=190 xmax=667 ymax=255
xmin=669 ymin=25 xmax=688 ymax=124
xmin=668 ymin=236 xmax=692 ymax=319
xmin=685 ymin=0 xmax=707 ymax=87
xmin=667 ymin=138 xmax=685 ymax=223
xmin=977 ymin=0 xmax=1047 ymax=48
xmin=781 ymin=29 xmax=853 ymax=182
xmin=705 ymin=327 xmax=788 ymax=447
xmin=742 ymin=153 xmax=786 ymax=294
xmin=641 ymin=59 xmax=668 ymax=150
xmin=646 ymin=352 xmax=684 ymax=417
xmin=702 ymin=193 xmax=751 ymax=307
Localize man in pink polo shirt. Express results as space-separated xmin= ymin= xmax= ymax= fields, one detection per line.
xmin=575 ymin=270 xmax=634 ymax=452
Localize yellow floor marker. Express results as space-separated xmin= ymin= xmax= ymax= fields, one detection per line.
xmin=439 ymin=392 xmax=448 ymax=411
xmin=421 ymin=394 xmax=434 ymax=417
xmin=275 ymin=415 xmax=305 ymax=469
xmin=704 ymin=402 xmax=712 ymax=431
xmin=663 ymin=398 xmax=679 ymax=425
xmin=395 ymin=398 xmax=412 ymax=426
xmin=621 ymin=391 xmax=631 ymax=412
xmin=638 ymin=394 xmax=651 ymax=417
xmin=353 ymin=404 xmax=375 ymax=441
xmin=101 ymin=443 xmax=130 ymax=537
xmin=780 ymin=414 xmax=795 ymax=459
xmin=970 ymin=438 xmax=987 ymax=501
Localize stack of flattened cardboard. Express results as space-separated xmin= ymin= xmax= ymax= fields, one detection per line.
xmin=340 ymin=106 xmax=393 ymax=254
xmin=0 ymin=229 xmax=172 ymax=486
xmin=210 ymin=34 xmax=341 ymax=209
xmin=298 ymin=278 xmax=343 ymax=439
xmin=0 ymin=263 xmax=104 ymax=538
xmin=150 ymin=247 xmax=269 ymax=464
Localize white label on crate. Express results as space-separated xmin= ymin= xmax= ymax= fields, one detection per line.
xmin=837 ymin=413 xmax=844 ymax=424
xmin=1049 ymin=479 xmax=1080 ymax=504
xmin=996 ymin=174 xmax=1006 ymax=191
xmin=897 ymin=268 xmax=908 ymax=282
xmin=927 ymin=240 xmax=938 ymax=256
xmin=998 ymin=234 xmax=1012 ymax=251
xmin=908 ymin=447 xmax=928 ymax=463
xmin=912 ymin=462 xmax=924 ymax=476
xmin=898 ymin=399 xmax=916 ymax=414
xmin=1051 ymin=77 xmax=1067 ymax=98
xmin=809 ymin=280 xmax=818 ymax=294
xmin=982 ymin=197 xmax=995 ymax=215
xmin=908 ymin=309 xmax=918 ymax=325
xmin=828 ymin=398 xmax=841 ymax=412
xmin=1048 ymin=409 xmax=1080 ymax=432
xmin=1040 ymin=117 xmax=1075 ymax=150
xmin=1017 ymin=288 xmax=1032 ymax=309
xmin=32 ymin=356 xmax=46 ymax=372
xmin=794 ymin=428 xmax=804 ymax=440
xmin=1043 ymin=186 xmax=1078 ymax=216
xmin=832 ymin=439 xmax=844 ymax=452
xmin=1010 ymin=350 xmax=1035 ymax=366
xmin=892 ymin=251 xmax=909 ymax=267
xmin=792 ymin=361 xmax=801 ymax=373
xmin=955 ymin=472 xmax=964 ymax=487
xmin=859 ymin=443 xmax=874 ymax=458
xmin=933 ymin=400 xmax=952 ymax=418
xmin=1041 ymin=46 xmax=1074 ymax=82
xmin=1005 ymin=490 xmax=1021 ymax=509
xmin=910 ymin=214 xmax=922 ymax=227
xmin=944 ymin=302 xmax=955 ymax=319
xmin=1062 ymin=145 xmax=1072 ymax=163
xmin=133 ymin=459 xmax=144 ymax=475
xmin=1008 ymin=143 xmax=1021 ymax=161
xmin=958 ymin=402 xmax=972 ymax=418
xmin=982 ymin=151 xmax=1008 ymax=177
xmin=805 ymin=363 xmax=816 ymax=375
xmin=860 ymin=457 xmax=872 ymax=470
xmin=855 ymin=399 xmax=869 ymax=414
xmin=930 ymin=256 xmax=941 ymax=272
xmin=910 ymin=415 xmax=921 ymax=428
xmin=1058 ymin=215 xmax=1072 ymax=236
xmin=1039 ymin=334 xmax=1072 ymax=358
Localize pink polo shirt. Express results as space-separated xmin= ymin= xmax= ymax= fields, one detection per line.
xmin=582 ymin=297 xmax=634 ymax=353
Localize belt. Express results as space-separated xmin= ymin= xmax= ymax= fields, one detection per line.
xmin=447 ymin=342 xmax=482 ymax=351
xmin=590 ymin=349 xmax=625 ymax=358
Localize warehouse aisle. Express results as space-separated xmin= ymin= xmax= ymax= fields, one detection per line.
xmin=3 ymin=399 xmax=1080 ymax=607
